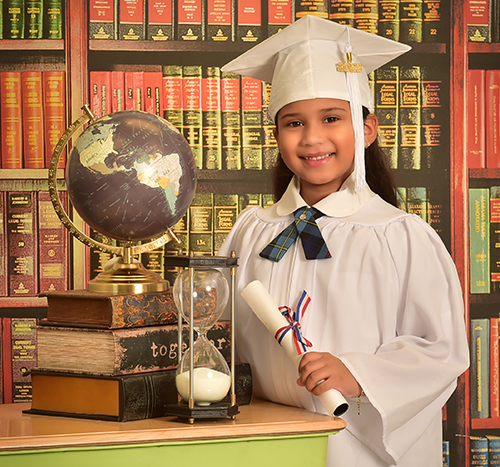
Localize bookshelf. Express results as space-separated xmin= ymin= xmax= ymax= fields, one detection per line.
xmin=0 ymin=0 xmax=487 ymax=464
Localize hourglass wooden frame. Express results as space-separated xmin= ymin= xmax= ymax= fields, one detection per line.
xmin=163 ymin=252 xmax=239 ymax=423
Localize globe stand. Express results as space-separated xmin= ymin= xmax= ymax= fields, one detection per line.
xmin=163 ymin=253 xmax=239 ymax=424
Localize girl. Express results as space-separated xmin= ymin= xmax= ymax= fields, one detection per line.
xmin=218 ymin=15 xmax=469 ymax=467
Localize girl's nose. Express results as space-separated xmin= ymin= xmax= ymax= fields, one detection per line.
xmin=301 ymin=123 xmax=325 ymax=146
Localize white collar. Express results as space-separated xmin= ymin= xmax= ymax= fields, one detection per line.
xmin=275 ymin=174 xmax=375 ymax=218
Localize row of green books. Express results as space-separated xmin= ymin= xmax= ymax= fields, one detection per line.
xmin=1 ymin=0 xmax=63 ymax=39
xmin=89 ymin=0 xmax=444 ymax=44
xmin=470 ymin=435 xmax=500 ymax=466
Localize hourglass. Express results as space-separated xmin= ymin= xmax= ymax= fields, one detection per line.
xmin=163 ymin=253 xmax=239 ymax=422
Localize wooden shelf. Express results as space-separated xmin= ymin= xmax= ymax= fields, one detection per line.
xmin=469 ymin=43 xmax=500 ymax=53
xmin=0 ymin=39 xmax=64 ymax=50
xmin=471 ymin=417 xmax=500 ymax=430
xmin=469 ymin=168 xmax=500 ymax=179
xmin=0 ymin=169 xmax=65 ymax=180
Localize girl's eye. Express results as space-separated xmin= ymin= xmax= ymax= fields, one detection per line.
xmin=287 ymin=121 xmax=303 ymax=127
xmin=325 ymin=116 xmax=339 ymax=123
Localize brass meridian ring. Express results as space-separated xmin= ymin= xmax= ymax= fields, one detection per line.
xmin=47 ymin=105 xmax=176 ymax=257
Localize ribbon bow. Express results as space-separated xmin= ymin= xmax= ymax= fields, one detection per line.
xmin=275 ymin=291 xmax=312 ymax=355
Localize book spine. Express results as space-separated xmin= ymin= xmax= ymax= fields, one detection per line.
xmin=406 ymin=186 xmax=428 ymax=222
xmin=89 ymin=0 xmax=117 ymax=40
xmin=2 ymin=318 xmax=13 ymax=403
xmin=1 ymin=72 xmax=23 ymax=169
xmin=375 ymin=65 xmax=399 ymax=169
xmin=143 ymin=71 xmax=163 ymax=116
xmin=470 ymin=436 xmax=489 ymax=466
xmin=0 ymin=192 xmax=7 ymax=297
xmin=378 ymin=0 xmax=400 ymax=41
xmin=111 ymin=70 xmax=126 ymax=112
xmin=176 ymin=0 xmax=205 ymax=40
xmin=400 ymin=0 xmax=423 ymax=43
xmin=21 ymin=71 xmax=45 ymax=169
xmin=237 ymin=0 xmax=262 ymax=43
xmin=486 ymin=70 xmax=500 ymax=168
xmin=43 ymin=70 xmax=66 ymax=169
xmin=493 ymin=0 xmax=500 ymax=43
xmin=38 ymin=190 xmax=69 ymax=293
xmin=119 ymin=0 xmax=146 ymax=40
xmin=467 ymin=69 xmax=486 ymax=169
xmin=466 ymin=0 xmax=491 ymax=42
xmin=202 ymin=66 xmax=222 ymax=170
xmin=268 ymin=0 xmax=293 ymax=36
xmin=140 ymin=244 xmax=165 ymax=279
xmin=239 ymin=193 xmax=261 ymax=211
xmin=162 ymin=65 xmax=183 ymax=133
xmin=421 ymin=66 xmax=444 ymax=170
xmin=6 ymin=0 xmax=25 ymax=38
xmin=89 ymin=229 xmax=117 ymax=280
xmin=422 ymin=0 xmax=442 ymax=42
xmin=147 ymin=0 xmax=174 ymax=40
xmin=470 ymin=188 xmax=491 ymax=294
xmin=45 ymin=0 xmax=63 ymax=39
xmin=442 ymin=440 xmax=450 ymax=467
xmin=491 ymin=317 xmax=500 ymax=419
xmin=354 ymin=0 xmax=378 ymax=34
xmin=11 ymin=318 xmax=37 ymax=403
xmin=490 ymin=186 xmax=500 ymax=293
xmin=262 ymin=81 xmax=277 ymax=170
xmin=7 ymin=191 xmax=39 ymax=297
xmin=189 ymin=192 xmax=214 ymax=256
xmin=214 ymin=193 xmax=239 ymax=254
xmin=241 ymin=77 xmax=263 ymax=170
xmin=470 ymin=319 xmax=490 ymax=419
xmin=0 ymin=0 xmax=3 ymax=39
xmin=489 ymin=437 xmax=500 ymax=466
xmin=426 ymin=187 xmax=444 ymax=236
xmin=207 ymin=0 xmax=235 ymax=42
xmin=182 ymin=65 xmax=203 ymax=169
xmin=125 ymin=71 xmax=144 ymax=111
xmin=329 ymin=0 xmax=355 ymax=26
xmin=295 ymin=0 xmax=328 ymax=19
xmin=221 ymin=71 xmax=241 ymax=170
xmin=90 ymin=71 xmax=112 ymax=118
xmin=26 ymin=0 xmax=43 ymax=38
xmin=399 ymin=65 xmax=421 ymax=170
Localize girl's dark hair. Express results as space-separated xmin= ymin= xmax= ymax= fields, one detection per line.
xmin=271 ymin=107 xmax=399 ymax=207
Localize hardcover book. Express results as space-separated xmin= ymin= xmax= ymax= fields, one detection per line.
xmin=490 ymin=186 xmax=500 ymax=293
xmin=400 ymin=0 xmax=423 ymax=42
xmin=37 ymin=321 xmax=231 ymax=375
xmin=295 ymin=0 xmax=328 ymax=19
xmin=39 ymin=289 xmax=177 ymax=329
xmin=189 ymin=192 xmax=214 ymax=256
xmin=469 ymin=188 xmax=490 ymax=294
xmin=262 ymin=82 xmax=277 ymax=170
xmin=221 ymin=71 xmax=242 ymax=170
xmin=21 ymin=71 xmax=44 ymax=169
xmin=378 ymin=0 xmax=400 ymax=41
xmin=140 ymin=244 xmax=165 ymax=279
xmin=176 ymin=0 xmax=205 ymax=40
xmin=466 ymin=0 xmax=491 ymax=42
xmin=125 ymin=71 xmax=144 ymax=111
xmin=354 ymin=0 xmax=378 ymax=35
xmin=119 ymin=0 xmax=146 ymax=40
xmin=111 ymin=70 xmax=125 ymax=112
xmin=470 ymin=436 xmax=489 ymax=466
xmin=486 ymin=70 xmax=500 ymax=168
xmin=202 ymin=66 xmax=222 ymax=170
xmin=467 ymin=69 xmax=486 ymax=168
xmin=241 ymin=77 xmax=263 ymax=170
xmin=470 ymin=319 xmax=490 ymax=419
xmin=26 ymin=0 xmax=43 ymax=38
xmin=0 ymin=72 xmax=23 ymax=169
xmin=44 ymin=0 xmax=63 ymax=39
xmin=90 ymin=71 xmax=112 ymax=118
xmin=11 ymin=318 xmax=37 ymax=403
xmin=406 ymin=186 xmax=428 ymax=222
xmin=329 ymin=0 xmax=355 ymax=27
xmin=207 ymin=0 xmax=235 ymax=41
xmin=268 ymin=0 xmax=293 ymax=36
xmin=147 ymin=0 xmax=174 ymax=40
xmin=43 ymin=70 xmax=66 ymax=168
xmin=6 ymin=0 xmax=25 ymax=38
xmin=0 ymin=192 xmax=7 ymax=297
xmin=27 ymin=363 xmax=252 ymax=421
xmin=143 ymin=71 xmax=163 ymax=116
xmin=162 ymin=65 xmax=183 ymax=132
xmin=422 ymin=0 xmax=442 ymax=42
xmin=6 ymin=191 xmax=38 ymax=297
xmin=37 ymin=191 xmax=69 ymax=293
xmin=214 ymin=193 xmax=239 ymax=254
xmin=182 ymin=65 xmax=203 ymax=169
xmin=491 ymin=317 xmax=500 ymax=419
xmin=237 ymin=0 xmax=262 ymax=43
xmin=89 ymin=0 xmax=118 ymax=40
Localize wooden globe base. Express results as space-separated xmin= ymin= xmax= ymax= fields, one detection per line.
xmin=88 ymin=258 xmax=169 ymax=295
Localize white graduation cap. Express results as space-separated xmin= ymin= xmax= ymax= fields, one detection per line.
xmin=222 ymin=16 xmax=411 ymax=192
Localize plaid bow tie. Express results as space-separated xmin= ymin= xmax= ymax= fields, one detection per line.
xmin=260 ymin=207 xmax=331 ymax=262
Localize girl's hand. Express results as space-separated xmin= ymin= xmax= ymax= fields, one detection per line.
xmin=297 ymin=351 xmax=362 ymax=399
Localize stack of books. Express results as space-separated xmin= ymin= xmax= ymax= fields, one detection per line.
xmin=27 ymin=289 xmax=251 ymax=421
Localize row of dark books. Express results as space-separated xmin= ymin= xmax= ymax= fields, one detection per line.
xmin=90 ymin=63 xmax=446 ymax=173
xmin=469 ymin=188 xmax=500 ymax=294
xmin=467 ymin=69 xmax=500 ymax=169
xmin=89 ymin=0 xmax=444 ymax=44
xmin=470 ymin=435 xmax=500 ymax=466
xmin=0 ymin=70 xmax=66 ymax=169
xmin=1 ymin=0 xmax=63 ymax=39
xmin=466 ymin=0 xmax=500 ymax=43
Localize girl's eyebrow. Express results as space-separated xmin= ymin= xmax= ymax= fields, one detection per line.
xmin=278 ymin=107 xmax=348 ymax=121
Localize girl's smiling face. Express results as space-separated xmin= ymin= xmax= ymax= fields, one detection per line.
xmin=274 ymin=98 xmax=377 ymax=206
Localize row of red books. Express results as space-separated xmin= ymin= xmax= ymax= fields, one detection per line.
xmin=467 ymin=69 xmax=500 ymax=169
xmin=0 ymin=71 xmax=66 ymax=170
xmin=90 ymin=0 xmax=443 ymax=44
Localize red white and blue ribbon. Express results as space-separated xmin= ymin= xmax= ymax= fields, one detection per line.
xmin=275 ymin=290 xmax=312 ymax=355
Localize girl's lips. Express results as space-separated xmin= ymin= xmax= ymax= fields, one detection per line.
xmin=301 ymin=153 xmax=333 ymax=161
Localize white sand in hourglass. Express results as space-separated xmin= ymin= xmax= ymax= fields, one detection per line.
xmin=176 ymin=367 xmax=231 ymax=406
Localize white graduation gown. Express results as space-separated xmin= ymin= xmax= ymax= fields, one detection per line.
xmin=218 ymin=175 xmax=469 ymax=467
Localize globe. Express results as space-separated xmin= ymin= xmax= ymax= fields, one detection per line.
xmin=66 ymin=110 xmax=197 ymax=242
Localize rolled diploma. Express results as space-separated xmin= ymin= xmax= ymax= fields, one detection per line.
xmin=241 ymin=280 xmax=349 ymax=417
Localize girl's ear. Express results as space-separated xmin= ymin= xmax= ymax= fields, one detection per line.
xmin=363 ymin=113 xmax=378 ymax=147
